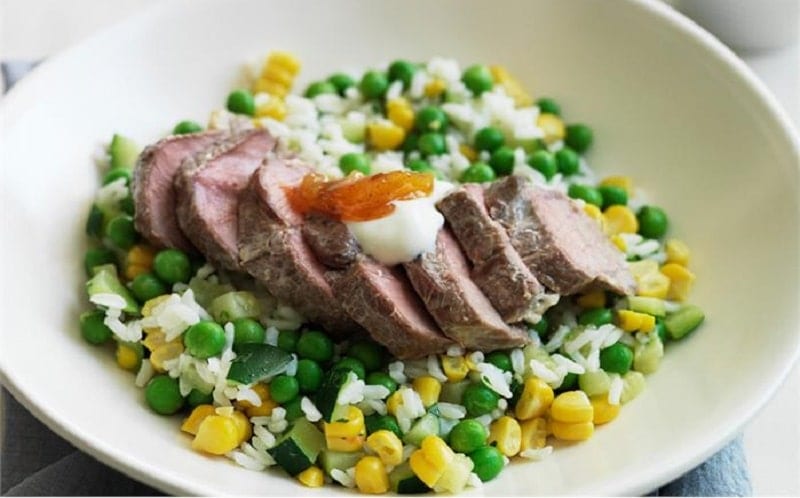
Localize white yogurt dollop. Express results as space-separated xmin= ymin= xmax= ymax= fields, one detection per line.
xmin=346 ymin=180 xmax=455 ymax=265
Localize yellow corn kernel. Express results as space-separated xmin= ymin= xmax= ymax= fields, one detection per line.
xmin=550 ymin=391 xmax=593 ymax=424
xmin=192 ymin=415 xmax=240 ymax=455
xmin=261 ymin=63 xmax=294 ymax=88
xmin=432 ymin=453 xmax=474 ymax=494
xmin=636 ymin=271 xmax=671 ymax=299
xmin=628 ymin=259 xmax=659 ymax=280
xmin=236 ymin=383 xmax=277 ymax=417
xmin=616 ymin=309 xmax=656 ymax=333
xmin=603 ymin=205 xmax=639 ymax=236
xmin=252 ymin=78 xmax=289 ymax=98
xmin=125 ymin=244 xmax=156 ymax=280
xmin=660 ymin=263 xmax=696 ymax=302
xmin=150 ymin=342 xmax=184 ymax=372
xmin=459 ymin=144 xmax=478 ymax=162
xmin=537 ymin=113 xmax=565 ymax=144
xmin=386 ymin=390 xmax=403 ymax=416
xmin=489 ymin=416 xmax=522 ymax=457
xmin=367 ymin=122 xmax=406 ymax=151
xmin=665 ymin=239 xmax=691 ymax=266
xmin=583 ymin=203 xmax=604 ymax=228
xmin=142 ymin=328 xmax=167 ymax=352
xmin=490 ymin=65 xmax=532 ymax=107
xmin=412 ymin=376 xmax=442 ymax=408
xmin=115 ymin=343 xmax=140 ymax=371
xmin=297 ymin=465 xmax=324 ymax=488
xmin=326 ymin=434 xmax=366 ymax=452
xmin=550 ymin=420 xmax=594 ymax=441
xmin=590 ymin=396 xmax=621 ymax=425
xmin=264 ymin=51 xmax=301 ymax=77
xmin=181 ymin=405 xmax=216 ymax=435
xmin=230 ymin=410 xmax=252 ymax=444
xmin=142 ymin=295 xmax=171 ymax=317
xmin=611 ymin=234 xmax=627 ymax=252
xmin=325 ymin=406 xmax=366 ymax=452
xmin=355 ymin=456 xmax=390 ymax=494
xmin=424 ymin=78 xmax=447 ymax=98
xmin=576 ymin=290 xmax=606 ymax=309
xmin=255 ymin=98 xmax=287 ymax=121
xmin=515 ymin=377 xmax=554 ymax=421
xmin=410 ymin=435 xmax=454 ymax=488
xmin=599 ymin=175 xmax=634 ymax=196
xmin=386 ymin=98 xmax=415 ymax=132
xmin=520 ymin=417 xmax=548 ymax=452
xmin=440 ymin=355 xmax=469 ymax=382
xmin=366 ymin=430 xmax=404 ymax=466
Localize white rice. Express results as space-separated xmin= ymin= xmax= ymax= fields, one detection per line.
xmin=265 ymin=326 xmax=280 ymax=347
xmin=90 ymin=293 xmax=126 ymax=310
xmin=134 ymin=359 xmax=154 ymax=388
xmin=285 ymin=354 xmax=298 ymax=377
xmin=510 ymin=348 xmax=526 ymax=376
xmin=426 ymin=355 xmax=448 ymax=383
xmin=227 ymin=449 xmax=268 ymax=471
xmin=608 ymin=374 xmax=624 ymax=405
xmin=520 ymin=446 xmax=553 ymax=461
xmin=337 ymin=372 xmax=366 ymax=405
xmin=388 ymin=361 xmax=407 ymax=385
xmin=446 ymin=345 xmax=465 ymax=357
xmin=476 ymin=362 xmax=513 ymax=398
xmin=545 ymin=324 xmax=572 ymax=353
xmin=301 ymin=396 xmax=323 ymax=422
xmin=235 ymin=386 xmax=261 ymax=407
xmin=331 ymin=468 xmax=356 ymax=488
xmin=437 ymin=402 xmax=467 ymax=420
xmin=529 ymin=359 xmax=559 ymax=384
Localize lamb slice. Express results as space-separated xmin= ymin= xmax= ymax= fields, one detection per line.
xmin=174 ymin=129 xmax=275 ymax=270
xmin=249 ymin=155 xmax=312 ymax=227
xmin=484 ymin=175 xmax=635 ymax=295
xmin=302 ymin=213 xmax=360 ymax=269
xmin=437 ymin=185 xmax=545 ymax=323
xmin=333 ymin=255 xmax=453 ymax=359
xmin=238 ymin=165 xmax=361 ymax=338
xmin=133 ymin=131 xmax=226 ymax=251
xmin=403 ymin=229 xmax=530 ymax=351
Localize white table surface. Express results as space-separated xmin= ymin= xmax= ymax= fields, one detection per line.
xmin=1 ymin=0 xmax=798 ymax=495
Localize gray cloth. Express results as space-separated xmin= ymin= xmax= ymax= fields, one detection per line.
xmin=0 ymin=61 xmax=752 ymax=496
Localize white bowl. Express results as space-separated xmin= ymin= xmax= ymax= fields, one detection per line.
xmin=1 ymin=0 xmax=798 ymax=495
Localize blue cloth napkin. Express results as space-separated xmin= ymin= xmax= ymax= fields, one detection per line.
xmin=0 ymin=61 xmax=752 ymax=496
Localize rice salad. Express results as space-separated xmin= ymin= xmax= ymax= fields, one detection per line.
xmin=80 ymin=52 xmax=705 ymax=494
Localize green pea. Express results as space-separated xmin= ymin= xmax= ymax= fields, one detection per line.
xmin=79 ymin=310 xmax=113 ymax=345
xmin=365 ymin=414 xmax=403 ymax=438
xmin=172 ymin=120 xmax=203 ymax=135
xmin=296 ymin=330 xmax=334 ymax=363
xmin=304 ymin=81 xmax=337 ymax=99
xmin=655 ymin=317 xmax=668 ymax=344
xmin=84 ymin=247 xmax=116 ymax=276
xmin=527 ymin=150 xmax=558 ymax=180
xmin=366 ymin=372 xmax=398 ymax=395
xmin=565 ymin=123 xmax=594 ymax=154
xmin=102 ymin=167 xmax=132 ymax=186
xmin=334 ymin=357 xmax=366 ymax=380
xmin=474 ymin=126 xmax=505 ymax=152
xmin=120 ymin=194 xmax=135 ymax=216
xmin=567 ymin=184 xmax=603 ymax=207
xmin=598 ymin=185 xmax=628 ymax=209
xmin=402 ymin=132 xmax=419 ymax=154
xmin=106 ymin=214 xmax=137 ymax=250
xmin=407 ymin=159 xmax=436 ymax=175
xmin=578 ymin=308 xmax=614 ymax=327
xmin=226 ymin=89 xmax=255 ymax=116
xmin=359 ymin=71 xmax=389 ymax=99
xmin=485 ymin=351 xmax=512 ymax=372
xmin=271 ymin=374 xmax=300 ymax=404
xmin=296 ymin=359 xmax=324 ymax=393
xmin=469 ymin=446 xmax=504 ymax=482
xmin=531 ymin=315 xmax=549 ymax=338
xmin=415 ymin=106 xmax=448 ymax=133
xmin=339 ymin=152 xmax=371 ymax=175
xmin=232 ymin=318 xmax=265 ymax=349
xmin=557 ymin=372 xmax=578 ymax=393
xmin=388 ymin=60 xmax=417 ymax=89
xmin=418 ymin=132 xmax=446 ymax=156
xmin=183 ymin=320 xmax=226 ymax=359
xmin=600 ymin=343 xmax=634 ymax=375
xmin=283 ymin=396 xmax=304 ymax=421
xmin=555 ymin=147 xmax=580 ymax=176
xmin=153 ymin=249 xmax=192 ymax=284
xmin=536 ymin=97 xmax=561 ymax=116
xmin=461 ymin=65 xmax=493 ymax=96
xmin=129 ymin=273 xmax=167 ymax=302
xmin=328 ymin=73 xmax=356 ymax=95
xmin=277 ymin=329 xmax=300 ymax=353
xmin=462 ymin=383 xmax=499 ymax=417
xmin=186 ymin=388 xmax=213 ymax=408
xmin=347 ymin=340 xmax=383 ymax=372
xmin=449 ymin=419 xmax=489 ymax=453
xmin=637 ymin=206 xmax=669 ymax=239
xmin=489 ymin=146 xmax=515 ymax=176
xmin=86 ymin=204 xmax=104 ymax=238
xmin=460 ymin=162 xmax=496 ymax=183
xmin=145 ymin=375 xmax=184 ymax=415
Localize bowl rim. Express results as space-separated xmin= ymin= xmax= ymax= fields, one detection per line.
xmin=1 ymin=0 xmax=798 ymax=495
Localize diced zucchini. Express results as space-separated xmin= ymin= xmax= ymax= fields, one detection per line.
xmin=439 ymin=380 xmax=469 ymax=404
xmin=315 ymin=369 xmax=352 ymax=422
xmin=402 ymin=413 xmax=440 ymax=446
xmin=340 ymin=117 xmax=365 ymax=143
xmin=86 ymin=264 xmax=140 ymax=314
xmin=664 ymin=305 xmax=705 ymax=340
xmin=626 ymin=296 xmax=666 ymax=317
xmin=319 ymin=450 xmax=364 ymax=476
xmin=226 ymin=343 xmax=292 ymax=385
xmin=389 ymin=462 xmax=430 ymax=494
xmin=633 ymin=336 xmax=664 ymax=374
xmin=86 ymin=204 xmax=104 ymax=238
xmin=109 ymin=134 xmax=141 ymax=170
xmin=187 ymin=276 xmax=234 ymax=309
xmin=208 ymin=291 xmax=260 ymax=323
xmin=578 ymin=369 xmax=611 ymax=396
xmin=268 ymin=418 xmax=325 ymax=476
xmin=620 ymin=371 xmax=646 ymax=404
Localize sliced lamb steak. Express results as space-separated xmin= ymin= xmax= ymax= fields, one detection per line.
xmin=302 ymin=213 xmax=360 ymax=269
xmin=332 ymin=255 xmax=453 ymax=358
xmin=484 ymin=175 xmax=635 ymax=295
xmin=403 ymin=229 xmax=529 ymax=351
xmin=175 ymin=129 xmax=275 ymax=271
xmin=238 ymin=159 xmax=361 ymax=337
xmin=133 ymin=131 xmax=225 ymax=251
xmin=437 ymin=185 xmax=544 ymax=323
